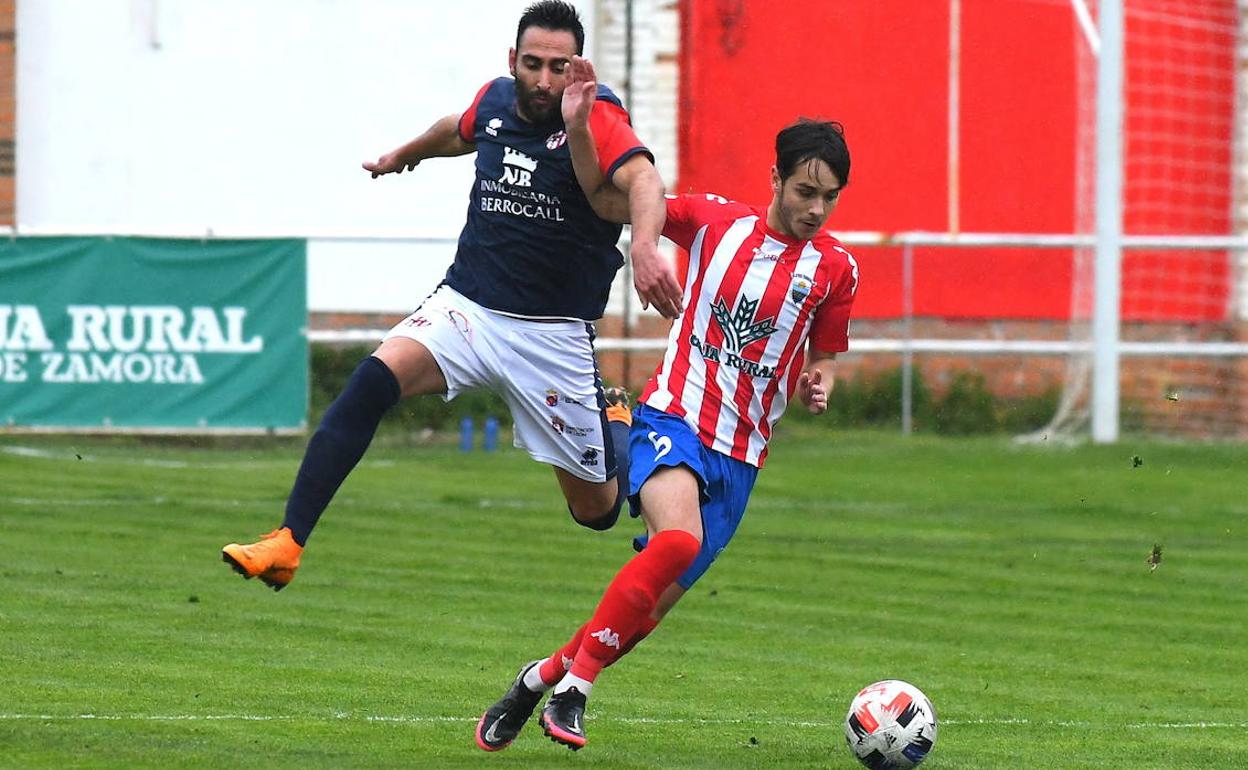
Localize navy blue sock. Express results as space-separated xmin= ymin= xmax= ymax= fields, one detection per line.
xmin=282 ymin=356 xmax=401 ymax=545
xmin=609 ymin=417 xmax=631 ymax=505
xmin=574 ymin=415 xmax=631 ymax=531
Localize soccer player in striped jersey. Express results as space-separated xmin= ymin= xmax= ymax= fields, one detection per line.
xmin=475 ymin=55 xmax=859 ymax=752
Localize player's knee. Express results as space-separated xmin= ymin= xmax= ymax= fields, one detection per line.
xmin=568 ymin=487 xmax=625 ymax=531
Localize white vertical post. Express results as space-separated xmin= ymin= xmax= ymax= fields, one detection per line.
xmin=948 ymin=0 xmax=961 ymax=235
xmin=902 ymin=242 xmax=915 ymax=435
xmin=1093 ymin=0 xmax=1124 ymax=443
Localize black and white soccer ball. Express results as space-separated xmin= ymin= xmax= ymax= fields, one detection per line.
xmin=843 ymin=680 xmax=937 ymax=769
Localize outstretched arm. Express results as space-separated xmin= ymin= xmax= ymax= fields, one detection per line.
xmin=362 ymin=113 xmax=475 ymax=178
xmin=562 ymin=55 xmax=684 ymax=319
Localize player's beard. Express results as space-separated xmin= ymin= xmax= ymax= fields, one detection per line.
xmin=778 ymin=197 xmax=823 ymax=241
xmin=516 ymin=83 xmax=560 ymax=124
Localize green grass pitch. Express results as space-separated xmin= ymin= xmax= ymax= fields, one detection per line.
xmin=2 ymin=428 xmax=1245 ymax=768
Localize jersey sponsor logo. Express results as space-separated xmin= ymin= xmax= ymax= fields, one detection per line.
xmin=647 ymin=430 xmax=672 ymax=461
xmin=710 ymin=295 xmax=778 ymax=352
xmin=485 ymin=117 xmax=503 ymax=137
xmin=501 ymin=147 xmax=538 ymax=187
xmin=790 ymin=273 xmax=813 ymax=304
xmin=478 ymin=176 xmax=565 ymax=221
xmin=545 ymin=130 xmax=567 ymax=150
xmin=687 ymin=295 xmax=780 ymax=378
xmin=590 ymin=626 xmax=621 ymax=650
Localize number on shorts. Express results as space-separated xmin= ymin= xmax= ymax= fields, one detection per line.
xmin=647 ymin=430 xmax=672 ymax=461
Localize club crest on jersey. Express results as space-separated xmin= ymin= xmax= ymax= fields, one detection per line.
xmin=501 ymin=146 xmax=538 ymax=187
xmin=790 ymin=273 xmax=813 ymax=304
xmin=545 ymin=389 xmax=560 ymax=407
xmin=546 ymin=130 xmax=567 ymax=150
xmin=485 ymin=117 xmax=503 ymax=137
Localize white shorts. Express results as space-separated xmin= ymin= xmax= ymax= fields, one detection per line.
xmin=384 ymin=285 xmax=613 ymax=482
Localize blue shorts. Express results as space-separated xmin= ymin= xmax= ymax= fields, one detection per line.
xmin=627 ymin=404 xmax=759 ymax=589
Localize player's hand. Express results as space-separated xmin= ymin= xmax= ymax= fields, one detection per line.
xmin=561 ymin=55 xmax=597 ymax=131
xmin=362 ymin=152 xmax=419 ymax=178
xmin=631 ymin=240 xmax=684 ymax=319
xmin=797 ymin=369 xmax=828 ymax=414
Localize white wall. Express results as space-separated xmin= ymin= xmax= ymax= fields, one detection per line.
xmin=17 ymin=0 xmax=599 ymax=313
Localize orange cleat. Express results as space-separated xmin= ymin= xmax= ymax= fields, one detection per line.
xmin=222 ymin=527 xmax=303 ymax=591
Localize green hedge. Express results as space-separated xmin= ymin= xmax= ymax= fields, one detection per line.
xmin=310 ymin=345 xmax=511 ymax=438
xmin=793 ymin=366 xmax=1058 ymax=435
xmin=311 ymin=346 xmax=1057 ymax=437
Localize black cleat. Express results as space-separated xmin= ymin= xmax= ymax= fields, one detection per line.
xmin=474 ymin=660 xmax=545 ymax=752
xmin=539 ymin=687 xmax=588 ymax=750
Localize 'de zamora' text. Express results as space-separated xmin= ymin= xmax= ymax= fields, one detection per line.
xmin=0 ymin=305 xmax=264 ymax=384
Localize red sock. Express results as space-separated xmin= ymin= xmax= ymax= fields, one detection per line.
xmin=538 ymin=623 xmax=587 ymax=686
xmin=607 ymin=615 xmax=660 ymax=668
xmin=569 ymin=530 xmax=700 ymax=683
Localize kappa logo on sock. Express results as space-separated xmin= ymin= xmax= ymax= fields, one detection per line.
xmin=561 ymin=654 xmax=574 ymax=670
xmin=590 ymin=627 xmax=621 ymax=650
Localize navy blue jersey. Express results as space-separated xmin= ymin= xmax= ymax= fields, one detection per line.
xmin=443 ymin=77 xmax=651 ymax=321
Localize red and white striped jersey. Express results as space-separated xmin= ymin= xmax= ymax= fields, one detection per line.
xmin=639 ymin=193 xmax=859 ymax=467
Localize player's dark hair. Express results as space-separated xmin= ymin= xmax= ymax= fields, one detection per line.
xmin=517 ymin=1 xmax=585 ymax=55
xmin=775 ymin=119 xmax=851 ymax=187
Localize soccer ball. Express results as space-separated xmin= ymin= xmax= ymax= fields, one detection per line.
xmin=843 ymin=680 xmax=937 ymax=769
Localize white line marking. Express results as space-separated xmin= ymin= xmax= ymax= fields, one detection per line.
xmin=0 ymin=713 xmax=1242 ymax=730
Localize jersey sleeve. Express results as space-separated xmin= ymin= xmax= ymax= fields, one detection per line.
xmin=661 ymin=193 xmax=752 ymax=251
xmin=808 ymin=249 xmax=860 ymax=354
xmin=457 ymin=80 xmax=495 ymax=143
xmin=587 ymin=98 xmax=653 ymax=180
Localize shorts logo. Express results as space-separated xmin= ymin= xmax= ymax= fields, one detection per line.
xmin=403 ymin=315 xmax=430 ymax=327
xmin=580 ymin=446 xmax=600 ymax=466
xmin=542 ymin=388 xmax=585 ymax=408
xmin=447 ymin=309 xmax=472 ymax=341
xmin=551 ymin=416 xmax=592 ymax=437
xmin=546 ymin=130 xmax=567 ymax=150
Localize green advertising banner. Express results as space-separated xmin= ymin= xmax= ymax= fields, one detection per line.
xmin=0 ymin=237 xmax=307 ymax=432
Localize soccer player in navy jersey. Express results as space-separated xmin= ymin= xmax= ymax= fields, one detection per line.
xmin=474 ymin=56 xmax=858 ymax=752
xmin=222 ymin=2 xmax=683 ymax=591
